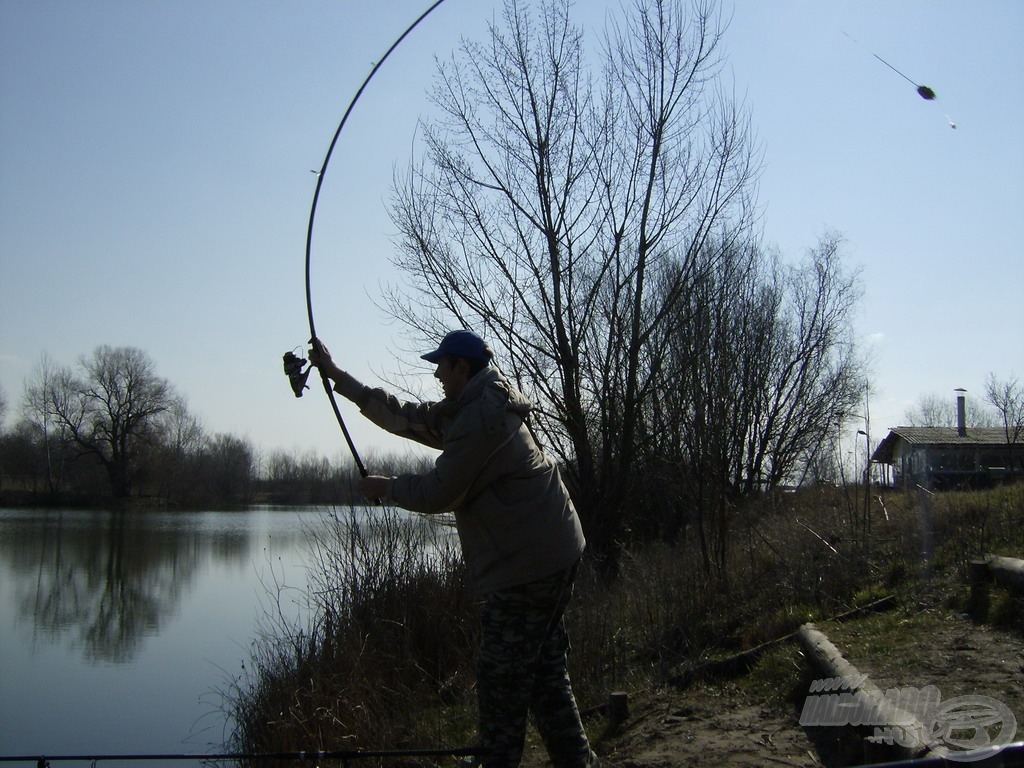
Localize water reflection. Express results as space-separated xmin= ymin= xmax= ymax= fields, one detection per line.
xmin=1 ymin=509 xmax=291 ymax=664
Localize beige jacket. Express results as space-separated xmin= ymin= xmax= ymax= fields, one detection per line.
xmin=333 ymin=367 xmax=585 ymax=593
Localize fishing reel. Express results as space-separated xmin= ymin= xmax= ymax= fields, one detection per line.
xmin=282 ymin=349 xmax=311 ymax=398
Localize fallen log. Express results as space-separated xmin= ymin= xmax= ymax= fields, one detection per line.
xmin=796 ymin=623 xmax=947 ymax=763
xmin=666 ymin=595 xmax=896 ymax=689
xmin=989 ymin=555 xmax=1024 ymax=595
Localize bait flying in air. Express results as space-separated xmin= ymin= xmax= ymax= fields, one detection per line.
xmin=842 ymin=31 xmax=955 ymax=127
xmin=843 ymin=31 xmax=937 ymax=100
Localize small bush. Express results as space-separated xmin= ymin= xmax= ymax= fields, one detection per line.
xmin=223 ymin=505 xmax=478 ymax=756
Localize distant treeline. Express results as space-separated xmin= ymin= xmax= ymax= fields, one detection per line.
xmin=0 ymin=345 xmax=430 ymax=509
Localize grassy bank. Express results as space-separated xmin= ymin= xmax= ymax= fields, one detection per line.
xmin=221 ymin=483 xmax=1023 ymax=759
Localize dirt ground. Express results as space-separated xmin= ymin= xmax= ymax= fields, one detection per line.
xmin=584 ymin=682 xmax=823 ymax=767
xmin=523 ymin=604 xmax=1024 ymax=767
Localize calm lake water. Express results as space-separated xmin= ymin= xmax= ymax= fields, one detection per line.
xmin=0 ymin=506 xmax=333 ymax=767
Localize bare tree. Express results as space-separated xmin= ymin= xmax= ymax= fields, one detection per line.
xmin=746 ymin=235 xmax=864 ymax=490
xmin=20 ymin=354 xmax=76 ymax=493
xmin=903 ymin=391 xmax=998 ymax=428
xmin=984 ymin=373 xmax=1023 ymax=479
xmin=387 ymin=0 xmax=759 ymax=556
xmin=903 ymin=393 xmax=957 ymax=427
xmin=652 ymin=232 xmax=863 ymax=573
xmin=44 ymin=346 xmax=177 ymax=498
xmin=152 ymin=397 xmax=207 ymax=503
xmin=202 ymin=433 xmax=256 ymax=504
xmin=984 ymin=373 xmax=1023 ymax=440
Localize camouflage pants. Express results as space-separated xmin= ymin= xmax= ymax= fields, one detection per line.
xmin=476 ymin=561 xmax=594 ymax=768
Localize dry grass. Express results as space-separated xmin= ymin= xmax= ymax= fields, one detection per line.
xmin=222 ymin=483 xmax=1023 ymax=761
xmin=223 ymin=506 xmax=480 ymax=756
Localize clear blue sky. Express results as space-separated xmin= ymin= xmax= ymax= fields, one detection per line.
xmin=2 ymin=0 xmax=1022 ymax=466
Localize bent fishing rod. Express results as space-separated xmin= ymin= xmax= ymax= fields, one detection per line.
xmin=283 ymin=0 xmax=451 ymax=478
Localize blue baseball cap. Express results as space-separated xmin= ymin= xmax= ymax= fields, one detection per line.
xmin=421 ymin=330 xmax=493 ymax=363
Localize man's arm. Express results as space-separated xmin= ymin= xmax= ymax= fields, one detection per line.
xmin=308 ymin=339 xmax=445 ymax=449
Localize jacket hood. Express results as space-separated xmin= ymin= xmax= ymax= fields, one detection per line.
xmin=458 ymin=366 xmax=533 ymax=417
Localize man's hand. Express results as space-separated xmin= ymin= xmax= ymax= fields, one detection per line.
xmin=359 ymin=475 xmax=392 ymax=501
xmin=308 ymin=338 xmax=342 ymax=380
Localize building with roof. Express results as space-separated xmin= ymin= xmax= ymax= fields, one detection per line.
xmin=870 ymin=392 xmax=1022 ymax=490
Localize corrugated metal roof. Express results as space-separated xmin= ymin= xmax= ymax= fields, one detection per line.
xmin=884 ymin=427 xmax=1011 ymax=446
xmin=871 ymin=426 xmax=1015 ymax=463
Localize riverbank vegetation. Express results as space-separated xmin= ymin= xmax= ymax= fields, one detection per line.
xmin=221 ymin=483 xmax=1023 ymax=758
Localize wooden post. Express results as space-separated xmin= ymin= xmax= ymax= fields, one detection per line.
xmin=968 ymin=557 xmax=992 ymax=620
xmin=607 ymin=691 xmax=629 ymax=729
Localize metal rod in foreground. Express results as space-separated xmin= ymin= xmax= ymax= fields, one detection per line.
xmin=0 ymin=746 xmax=484 ymax=765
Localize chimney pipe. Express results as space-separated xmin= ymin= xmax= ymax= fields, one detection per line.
xmin=955 ymin=388 xmax=967 ymax=437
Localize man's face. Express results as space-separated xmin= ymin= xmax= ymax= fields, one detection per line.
xmin=434 ymin=355 xmax=470 ymax=400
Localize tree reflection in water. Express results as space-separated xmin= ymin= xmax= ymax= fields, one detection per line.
xmin=7 ymin=509 xmax=250 ymax=663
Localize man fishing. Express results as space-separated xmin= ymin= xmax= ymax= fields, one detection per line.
xmin=308 ymin=330 xmax=598 ymax=768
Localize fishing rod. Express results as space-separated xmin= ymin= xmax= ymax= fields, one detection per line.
xmin=2 ymin=745 xmax=483 ymax=767
xmin=286 ymin=0 xmax=451 ymax=480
